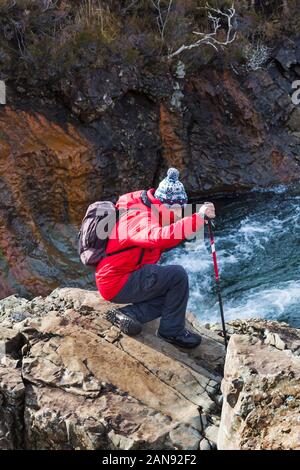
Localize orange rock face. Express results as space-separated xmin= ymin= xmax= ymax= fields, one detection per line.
xmin=0 ymin=106 xmax=95 ymax=298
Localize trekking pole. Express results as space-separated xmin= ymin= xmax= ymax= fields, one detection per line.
xmin=206 ymin=219 xmax=228 ymax=349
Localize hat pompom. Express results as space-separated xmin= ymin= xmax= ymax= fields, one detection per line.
xmin=154 ymin=166 xmax=187 ymax=206
xmin=167 ymin=167 xmax=179 ymax=181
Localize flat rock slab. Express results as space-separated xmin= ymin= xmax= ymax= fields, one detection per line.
xmin=21 ymin=313 xmax=220 ymax=431
xmin=0 ymin=288 xmax=225 ymax=449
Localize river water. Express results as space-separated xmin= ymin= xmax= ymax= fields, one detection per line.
xmin=162 ymin=183 xmax=300 ymax=328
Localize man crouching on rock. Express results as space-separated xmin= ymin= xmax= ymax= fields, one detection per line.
xmin=95 ymin=168 xmax=215 ymax=349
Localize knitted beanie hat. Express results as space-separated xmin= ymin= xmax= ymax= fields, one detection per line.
xmin=154 ymin=168 xmax=188 ymax=206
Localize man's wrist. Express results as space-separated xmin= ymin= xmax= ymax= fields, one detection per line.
xmin=198 ymin=206 xmax=207 ymax=219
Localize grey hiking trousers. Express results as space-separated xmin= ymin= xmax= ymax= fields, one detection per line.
xmin=111 ymin=264 xmax=189 ymax=336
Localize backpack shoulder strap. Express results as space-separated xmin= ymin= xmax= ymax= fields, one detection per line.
xmin=105 ymin=200 xmax=147 ymax=258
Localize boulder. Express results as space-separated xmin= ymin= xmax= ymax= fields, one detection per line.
xmin=218 ymin=322 xmax=300 ymax=450
xmin=273 ymin=43 xmax=297 ymax=70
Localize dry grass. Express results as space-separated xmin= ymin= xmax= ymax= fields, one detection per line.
xmin=75 ymin=0 xmax=121 ymax=43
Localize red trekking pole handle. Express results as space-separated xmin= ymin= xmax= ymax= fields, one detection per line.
xmin=206 ymin=219 xmax=228 ymax=349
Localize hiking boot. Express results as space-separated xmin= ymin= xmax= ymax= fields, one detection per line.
xmin=106 ymin=308 xmax=142 ymax=336
xmin=157 ymin=328 xmax=202 ymax=349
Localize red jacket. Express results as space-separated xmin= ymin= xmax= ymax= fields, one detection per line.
xmin=95 ymin=188 xmax=204 ymax=300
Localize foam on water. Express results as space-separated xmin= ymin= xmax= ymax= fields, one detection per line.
xmin=162 ymin=187 xmax=300 ymax=327
xmin=250 ymin=184 xmax=288 ymax=194
xmin=219 ymin=280 xmax=300 ymax=322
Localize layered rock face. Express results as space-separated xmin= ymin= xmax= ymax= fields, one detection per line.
xmin=218 ymin=320 xmax=300 ymax=450
xmin=0 ymin=288 xmax=225 ymax=450
xmin=1 ymin=38 xmax=300 ymax=298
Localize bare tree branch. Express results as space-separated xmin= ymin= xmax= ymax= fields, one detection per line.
xmin=168 ymin=2 xmax=236 ymax=59
xmin=122 ymin=0 xmax=140 ymax=14
xmin=150 ymin=0 xmax=173 ymax=42
xmin=41 ymin=0 xmax=59 ymax=13
xmin=8 ymin=0 xmax=16 ymax=9
xmin=10 ymin=19 xmax=27 ymax=59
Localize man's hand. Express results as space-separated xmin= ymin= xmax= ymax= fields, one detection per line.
xmin=199 ymin=202 xmax=216 ymax=220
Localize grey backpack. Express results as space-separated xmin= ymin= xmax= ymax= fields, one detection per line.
xmin=78 ymin=201 xmax=135 ymax=267
xmin=78 ymin=201 xmax=118 ymax=267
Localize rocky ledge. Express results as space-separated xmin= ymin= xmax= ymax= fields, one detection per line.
xmin=0 ymin=288 xmax=299 ymax=450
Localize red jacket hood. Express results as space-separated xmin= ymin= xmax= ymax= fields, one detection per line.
xmin=116 ymin=188 xmax=175 ymax=223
